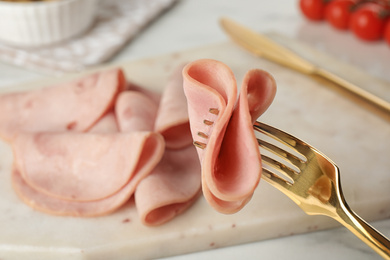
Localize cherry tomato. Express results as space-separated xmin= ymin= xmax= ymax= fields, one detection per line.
xmin=299 ymin=0 xmax=329 ymax=21
xmin=325 ymin=0 xmax=357 ymax=30
xmin=384 ymin=19 xmax=390 ymax=45
xmin=349 ymin=3 xmax=388 ymax=41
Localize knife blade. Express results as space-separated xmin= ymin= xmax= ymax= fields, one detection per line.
xmin=219 ymin=17 xmax=390 ymax=115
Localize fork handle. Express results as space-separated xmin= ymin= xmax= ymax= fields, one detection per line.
xmin=337 ymin=204 xmax=390 ymax=259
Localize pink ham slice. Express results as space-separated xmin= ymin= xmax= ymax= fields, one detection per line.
xmin=116 ymin=91 xmax=158 ymax=132
xmin=88 ymin=110 xmax=119 ymax=133
xmin=126 ymin=65 xmax=201 ymax=226
xmin=11 ymin=131 xmax=164 ymax=217
xmin=12 ymin=131 xmax=164 ymax=202
xmin=182 ymin=59 xmax=237 ymax=162
xmin=135 ymin=145 xmax=201 ymax=226
xmin=154 ymin=65 xmax=193 ymax=149
xmin=126 ymin=81 xmax=161 ymax=106
xmin=0 ymin=68 xmax=125 ymax=142
xmin=183 ymin=59 xmax=277 ymax=214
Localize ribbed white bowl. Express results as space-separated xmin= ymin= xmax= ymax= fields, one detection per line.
xmin=0 ymin=0 xmax=97 ymax=47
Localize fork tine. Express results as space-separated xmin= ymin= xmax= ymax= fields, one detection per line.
xmin=254 ymin=121 xmax=310 ymax=156
xmin=261 ymin=154 xmax=299 ymax=182
xmin=257 ymin=138 xmax=305 ymax=171
xmin=261 ymin=166 xmax=292 ymax=189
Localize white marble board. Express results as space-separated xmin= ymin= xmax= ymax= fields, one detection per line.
xmin=0 ymin=40 xmax=389 ymax=260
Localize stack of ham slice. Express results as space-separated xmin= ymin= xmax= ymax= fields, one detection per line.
xmin=0 ymin=67 xmax=201 ymax=226
xmin=0 ymin=59 xmax=277 ymax=225
xmin=135 ymin=66 xmax=201 ymax=226
xmin=183 ymin=59 xmax=277 ymax=214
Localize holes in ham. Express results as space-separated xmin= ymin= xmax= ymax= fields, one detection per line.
xmin=203 ymin=119 xmax=214 ymax=126
xmin=192 ymin=108 xmax=219 ymax=150
xmin=209 ymin=108 xmax=219 ymax=115
xmin=193 ymin=141 xmax=207 ymax=149
xmin=197 ymin=131 xmax=209 ymax=139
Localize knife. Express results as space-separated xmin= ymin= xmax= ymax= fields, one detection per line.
xmin=219 ymin=17 xmax=390 ymax=115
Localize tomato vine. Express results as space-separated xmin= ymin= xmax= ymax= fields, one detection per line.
xmin=299 ymin=0 xmax=390 ymax=44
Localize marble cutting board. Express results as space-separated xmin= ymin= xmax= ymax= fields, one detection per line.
xmin=0 ymin=39 xmax=389 ymax=260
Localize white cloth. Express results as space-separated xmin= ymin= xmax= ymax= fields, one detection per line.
xmin=0 ymin=0 xmax=177 ymax=74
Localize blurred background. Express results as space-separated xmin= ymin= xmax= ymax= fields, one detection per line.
xmin=0 ymin=0 xmax=389 ymax=87
xmin=0 ymin=1 xmax=388 ymax=260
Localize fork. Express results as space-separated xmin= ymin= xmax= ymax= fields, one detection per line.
xmin=253 ymin=121 xmax=390 ymax=259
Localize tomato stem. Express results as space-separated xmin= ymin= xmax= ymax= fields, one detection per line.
xmin=379 ymin=9 xmax=390 ymax=18
xmin=349 ymin=0 xmax=390 ymax=19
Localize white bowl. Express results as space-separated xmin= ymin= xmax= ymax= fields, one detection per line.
xmin=0 ymin=0 xmax=97 ymax=48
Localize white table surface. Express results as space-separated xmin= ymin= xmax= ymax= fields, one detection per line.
xmin=0 ymin=1 xmax=389 ymax=259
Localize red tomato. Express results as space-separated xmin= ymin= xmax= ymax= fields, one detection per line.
xmin=325 ymin=0 xmax=357 ymax=30
xmin=350 ymin=3 xmax=388 ymax=41
xmin=384 ymin=19 xmax=390 ymax=45
xmin=299 ymin=0 xmax=329 ymax=21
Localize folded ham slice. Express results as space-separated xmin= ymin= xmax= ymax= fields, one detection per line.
xmin=0 ymin=69 xmax=125 ymax=142
xmin=135 ymin=145 xmax=201 ymax=226
xmin=11 ymin=131 xmax=164 ymax=217
xmin=130 ymin=64 xmax=202 ymax=225
xmin=12 ymin=131 xmax=164 ymax=202
xmin=183 ymin=59 xmax=277 ymax=214
xmin=154 ymin=65 xmax=193 ymax=149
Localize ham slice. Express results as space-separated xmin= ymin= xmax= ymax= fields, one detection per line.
xmin=12 ymin=168 xmax=129 ymax=217
xmin=127 ymin=81 xmax=161 ymax=106
xmin=11 ymin=131 xmax=165 ymax=217
xmin=5 ymin=60 xmax=273 ymax=223
xmin=0 ymin=69 xmax=125 ymax=142
xmin=88 ymin=111 xmax=119 ymax=133
xmin=9 ymin=76 xmax=167 ymax=216
xmin=116 ymin=91 xmax=158 ymax=132
xmin=154 ymin=65 xmax=192 ymax=149
xmin=133 ymin=65 xmax=202 ymax=225
xmin=12 ymin=131 xmax=164 ymax=202
xmin=135 ymin=145 xmax=201 ymax=226
xmin=183 ymin=59 xmax=277 ymax=214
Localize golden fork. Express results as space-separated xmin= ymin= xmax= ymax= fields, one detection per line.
xmin=253 ymin=121 xmax=390 ymax=259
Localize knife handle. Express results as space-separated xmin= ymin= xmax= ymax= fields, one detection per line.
xmin=315 ymin=68 xmax=390 ymax=114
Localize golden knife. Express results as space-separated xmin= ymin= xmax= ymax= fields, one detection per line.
xmin=219 ymin=17 xmax=390 ymax=115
